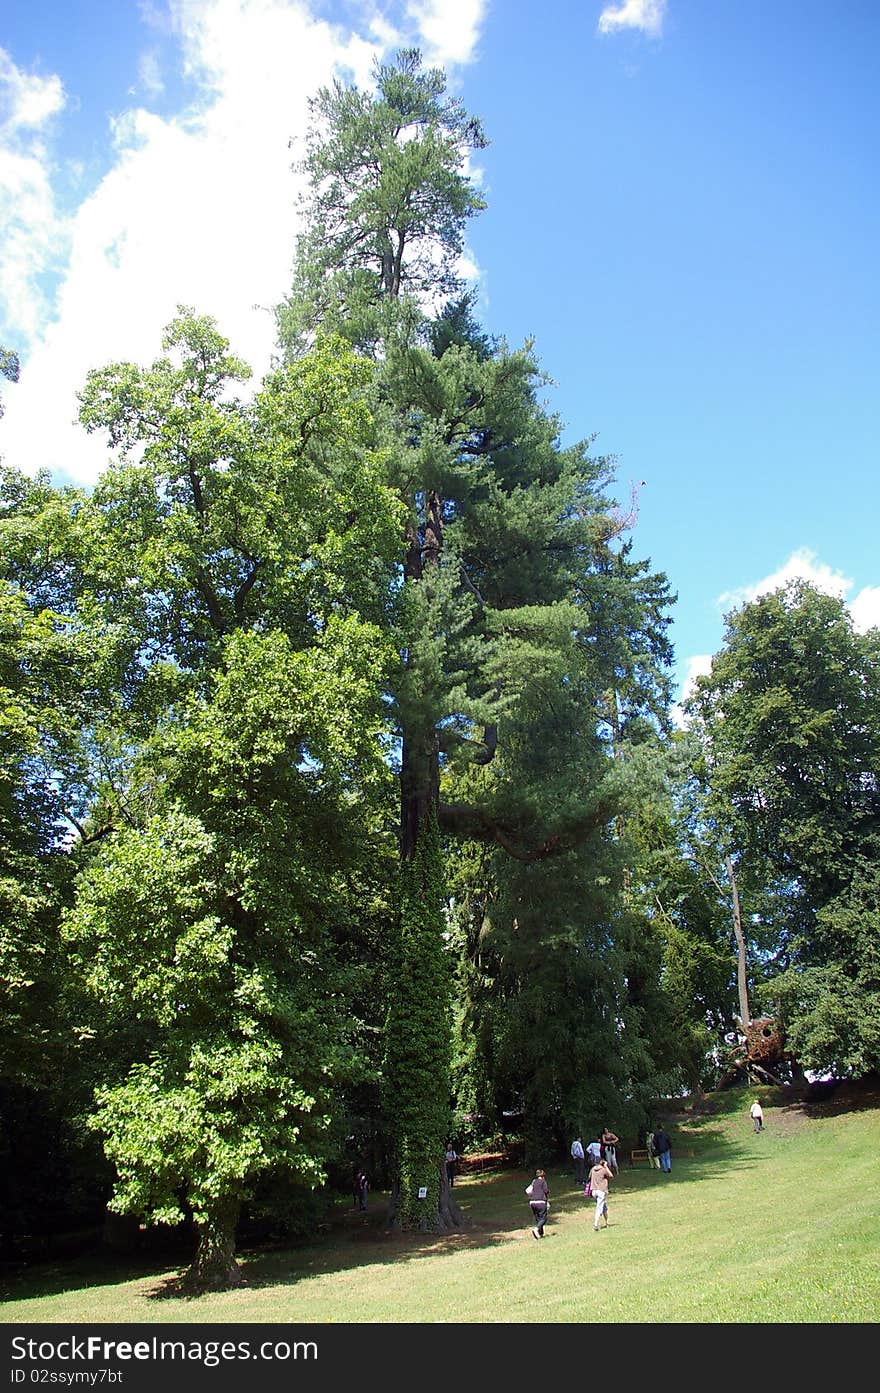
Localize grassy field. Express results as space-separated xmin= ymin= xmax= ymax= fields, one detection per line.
xmin=2 ymin=1086 xmax=878 ymax=1324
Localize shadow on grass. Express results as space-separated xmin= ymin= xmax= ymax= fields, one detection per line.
xmin=0 ymin=1249 xmax=190 ymax=1307
xmin=148 ymin=1131 xmax=766 ymax=1300
xmin=0 ymin=1119 xmax=782 ymax=1310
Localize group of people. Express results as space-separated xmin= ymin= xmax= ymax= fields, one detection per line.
xmin=529 ymin=1147 xmax=615 ymax=1236
xmin=527 ymin=1121 xmax=675 ymax=1239
xmin=531 ymin=1099 xmax=766 ymax=1239
xmin=567 ymin=1126 xmax=624 ymax=1234
xmin=570 ymin=1126 xmax=621 ymax=1186
xmin=365 ymin=1099 xmax=765 ymax=1240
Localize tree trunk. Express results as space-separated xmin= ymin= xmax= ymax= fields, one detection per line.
xmin=186 ymin=1196 xmax=243 ymax=1291
xmin=400 ymin=728 xmax=440 ymax=860
xmin=399 ymin=507 xmax=439 ymax=860
xmin=387 ymin=1158 xmax=465 ymax=1231
xmin=725 ymin=853 xmax=751 ymax=1029
xmin=392 ymin=477 xmax=463 ymax=1232
xmin=438 ymin=1158 xmax=465 ymax=1228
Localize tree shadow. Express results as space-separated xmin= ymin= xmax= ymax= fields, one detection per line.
xmin=0 ymin=1248 xmax=188 ymax=1306
xmin=145 ymin=1142 xmax=765 ymax=1300
xmin=0 ymin=1123 xmax=784 ymax=1309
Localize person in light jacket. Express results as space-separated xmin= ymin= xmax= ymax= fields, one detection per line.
xmin=588 ymin=1158 xmax=614 ymax=1231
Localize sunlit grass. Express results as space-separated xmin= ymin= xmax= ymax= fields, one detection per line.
xmin=2 ymin=1087 xmax=878 ymax=1323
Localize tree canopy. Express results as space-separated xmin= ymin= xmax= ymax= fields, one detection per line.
xmin=4 ymin=49 xmax=876 ymax=1289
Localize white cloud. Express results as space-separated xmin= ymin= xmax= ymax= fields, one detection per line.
xmin=0 ymin=0 xmax=487 ymax=484
xmin=680 ymin=652 xmax=712 ymax=702
xmin=714 ymin=546 xmax=880 ymax=638
xmin=598 ymin=0 xmax=667 ymax=38
xmin=0 ymin=49 xmax=65 ymax=131
xmin=850 ymin=586 xmax=880 ymax=634
xmin=137 ymin=49 xmax=165 ymax=97
xmin=0 ymin=50 xmax=70 ymax=350
xmin=717 ymin=548 xmax=851 ymax=613
xmin=406 ymin=0 xmax=484 ymax=66
xmin=671 ymin=651 xmax=711 ymax=727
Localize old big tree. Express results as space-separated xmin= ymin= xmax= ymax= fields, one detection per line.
xmin=278 ymin=50 xmax=674 ymax=1227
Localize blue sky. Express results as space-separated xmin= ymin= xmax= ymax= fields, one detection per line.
xmin=1 ymin=0 xmax=878 ymax=703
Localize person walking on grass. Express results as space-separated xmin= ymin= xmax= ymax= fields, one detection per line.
xmin=571 ymin=1135 xmax=586 ymax=1187
xmin=589 ymin=1157 xmax=614 ymax=1230
xmin=750 ymin=1099 xmax=764 ymax=1133
xmin=652 ymin=1124 xmax=672 ymax=1173
xmin=526 ymin=1167 xmax=550 ymax=1239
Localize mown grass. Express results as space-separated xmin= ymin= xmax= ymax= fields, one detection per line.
xmin=2 ymin=1086 xmax=878 ymax=1323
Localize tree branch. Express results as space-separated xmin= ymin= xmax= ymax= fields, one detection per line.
xmin=438 ymin=797 xmax=615 ymax=861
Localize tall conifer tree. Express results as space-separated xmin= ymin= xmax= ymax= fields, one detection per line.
xmin=281 ymin=49 xmax=674 ymax=1227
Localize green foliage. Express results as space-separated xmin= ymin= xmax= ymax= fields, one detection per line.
xmin=0 ymin=480 xmax=91 ymax=1083
xmin=2 ymin=45 xmax=691 ymax=1263
xmin=279 ymin=48 xmax=487 ymax=351
xmin=686 ymin=580 xmax=880 ymax=1078
xmin=0 ymin=346 xmax=19 ymax=418
xmin=623 ymin=736 xmax=745 ymax=1085
xmin=771 ymin=843 xmax=880 ymax=1076
xmin=277 ymin=46 xmax=681 ymax=1192
xmin=78 ymin=316 xmax=402 ymax=674
xmin=45 ymin=310 xmax=401 ymax=1282
xmin=63 ymin=600 xmax=396 ymax=1263
xmin=687 ymin=581 xmax=880 ymax=902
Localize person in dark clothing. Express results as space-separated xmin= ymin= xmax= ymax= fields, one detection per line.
xmin=526 ymin=1168 xmax=550 ymax=1238
xmin=652 ymin=1125 xmax=672 ymax=1173
xmin=600 ymin=1125 xmax=620 ymax=1175
xmin=356 ymin=1169 xmax=369 ymax=1211
xmin=445 ymin=1144 xmax=458 ymax=1185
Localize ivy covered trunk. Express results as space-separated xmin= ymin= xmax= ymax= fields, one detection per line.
xmin=187 ymin=1195 xmax=243 ymax=1291
xmin=385 ymin=813 xmax=463 ymax=1231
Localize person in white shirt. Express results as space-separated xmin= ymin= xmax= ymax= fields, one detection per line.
xmin=586 ymin=1136 xmax=603 ymax=1166
xmin=750 ymin=1099 xmax=764 ymax=1133
xmin=571 ymin=1136 xmax=586 ymax=1186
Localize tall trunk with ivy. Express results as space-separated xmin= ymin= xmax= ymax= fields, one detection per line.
xmin=384 ymin=812 xmax=457 ymax=1230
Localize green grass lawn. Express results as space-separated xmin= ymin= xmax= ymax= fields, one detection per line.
xmin=2 ymin=1086 xmax=878 ymax=1323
